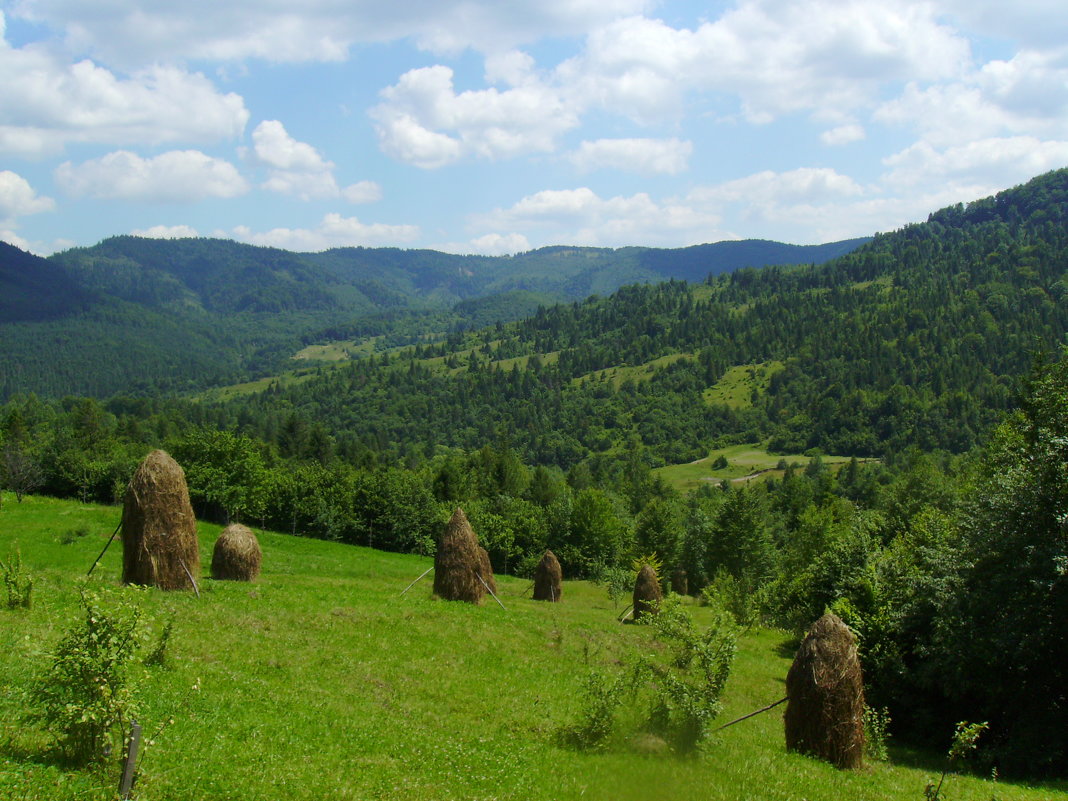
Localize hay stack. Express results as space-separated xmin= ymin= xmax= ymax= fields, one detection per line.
xmin=632 ymin=564 xmax=662 ymax=621
xmin=477 ymin=546 xmax=497 ymax=596
xmin=784 ymin=613 xmax=866 ymax=769
xmin=212 ymin=523 xmax=262 ymax=581
xmin=533 ymin=550 xmax=563 ymax=602
xmin=433 ymin=508 xmax=485 ymax=604
xmin=671 ymin=567 xmax=688 ymax=596
xmin=121 ymin=449 xmax=200 ymax=591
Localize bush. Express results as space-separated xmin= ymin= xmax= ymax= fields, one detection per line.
xmin=1 ymin=548 xmax=33 ymax=609
xmin=28 ymin=586 xmax=148 ymax=764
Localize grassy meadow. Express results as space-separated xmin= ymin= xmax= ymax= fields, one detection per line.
xmin=2 ymin=494 xmax=1065 ymax=800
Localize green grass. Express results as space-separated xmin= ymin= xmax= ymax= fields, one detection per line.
xmin=573 ymin=354 xmax=694 ymax=389
xmin=292 ymin=336 xmax=381 ymax=362
xmin=703 ymin=361 xmax=785 ymax=409
xmin=654 ymin=445 xmax=865 ymax=493
xmin=2 ymin=494 xmax=1065 ymax=800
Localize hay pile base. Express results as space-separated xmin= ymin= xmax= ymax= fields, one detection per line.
xmin=433 ymin=508 xmax=485 ymax=604
xmin=671 ymin=568 xmax=688 ymax=596
xmin=477 ymin=546 xmax=497 ymax=595
xmin=533 ymin=550 xmax=562 ymax=602
xmin=784 ymin=613 xmax=866 ymax=769
xmin=121 ymin=449 xmax=199 ymax=591
xmin=212 ymin=523 xmax=262 ymax=581
xmin=632 ymin=564 xmax=662 ymax=621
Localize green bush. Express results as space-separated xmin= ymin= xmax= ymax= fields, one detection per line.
xmin=1 ymin=548 xmax=33 ymax=609
xmin=28 ymin=586 xmax=148 ymax=765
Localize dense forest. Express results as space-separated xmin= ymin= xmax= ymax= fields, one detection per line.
xmin=0 ymin=236 xmax=864 ymax=399
xmin=2 ymin=168 xmax=1068 ymax=776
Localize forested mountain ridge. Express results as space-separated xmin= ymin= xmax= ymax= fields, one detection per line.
xmin=0 ymin=235 xmax=865 ymax=399
xmin=215 ymin=168 xmax=1068 ymax=466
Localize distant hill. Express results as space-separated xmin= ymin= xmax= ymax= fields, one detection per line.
xmin=0 ymin=234 xmax=866 ymax=399
xmin=204 ymin=168 xmax=1068 ymax=463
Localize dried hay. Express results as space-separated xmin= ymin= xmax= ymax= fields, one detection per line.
xmin=477 ymin=546 xmax=497 ymax=596
xmin=632 ymin=564 xmax=662 ymax=621
xmin=433 ymin=508 xmax=485 ymax=604
xmin=532 ymin=549 xmax=563 ymax=602
xmin=212 ymin=523 xmax=262 ymax=581
xmin=121 ymin=449 xmax=200 ymax=591
xmin=784 ymin=613 xmax=866 ymax=769
xmin=671 ymin=567 xmax=688 ymax=596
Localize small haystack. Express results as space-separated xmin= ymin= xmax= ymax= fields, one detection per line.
xmin=477 ymin=546 xmax=497 ymax=596
xmin=632 ymin=564 xmax=662 ymax=621
xmin=433 ymin=508 xmax=485 ymax=604
xmin=121 ymin=449 xmax=200 ymax=591
xmin=532 ymin=549 xmax=563 ymax=602
xmin=671 ymin=567 xmax=689 ymax=596
xmin=784 ymin=613 xmax=866 ymax=769
xmin=212 ymin=523 xmax=262 ymax=581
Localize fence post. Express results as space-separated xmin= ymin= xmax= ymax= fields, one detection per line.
xmin=119 ymin=719 xmax=142 ymax=799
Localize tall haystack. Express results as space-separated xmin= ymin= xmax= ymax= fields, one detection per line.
xmin=632 ymin=564 xmax=662 ymax=621
xmin=212 ymin=523 xmax=262 ymax=581
xmin=433 ymin=508 xmax=485 ymax=604
xmin=671 ymin=567 xmax=688 ymax=596
xmin=784 ymin=613 xmax=866 ymax=769
xmin=533 ymin=549 xmax=563 ymax=602
xmin=121 ymin=449 xmax=199 ymax=591
xmin=477 ymin=546 xmax=497 ymax=596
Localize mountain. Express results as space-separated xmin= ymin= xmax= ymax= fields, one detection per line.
xmin=204 ymin=168 xmax=1068 ymax=465
xmin=0 ymin=234 xmax=866 ymax=399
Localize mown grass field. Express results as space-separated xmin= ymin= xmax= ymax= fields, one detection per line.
xmin=2 ymin=495 xmax=1065 ymax=800
xmin=653 ymin=444 xmax=864 ymax=493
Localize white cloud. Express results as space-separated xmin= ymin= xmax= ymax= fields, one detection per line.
xmin=557 ymin=1 xmax=971 ymax=125
xmin=130 ymin=224 xmax=200 ymax=239
xmin=372 ymin=64 xmax=577 ymax=167
xmin=252 ymin=120 xmax=330 ymax=172
xmin=6 ymin=1 xmax=652 ymax=67
xmin=341 ymin=181 xmax=382 ymax=204
xmin=0 ymin=16 xmax=248 ymax=156
xmin=690 ymin=168 xmax=866 ymax=206
xmin=477 ymin=187 xmax=722 ymax=247
xmin=0 ymin=170 xmax=55 ymax=219
xmin=821 ymin=124 xmax=866 ymax=146
xmin=882 ymin=137 xmax=1068 ymax=191
xmin=55 ymin=151 xmax=249 ymax=201
xmin=436 ymin=232 xmax=532 ymax=256
xmin=569 ymin=138 xmax=692 ymax=174
xmin=232 ymin=213 xmax=419 ymax=251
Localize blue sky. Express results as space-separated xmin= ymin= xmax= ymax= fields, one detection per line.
xmin=2 ymin=0 xmax=1067 ymax=256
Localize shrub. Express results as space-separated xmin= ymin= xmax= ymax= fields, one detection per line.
xmin=28 ymin=586 xmax=148 ymax=764
xmin=1 ymin=548 xmax=33 ymax=609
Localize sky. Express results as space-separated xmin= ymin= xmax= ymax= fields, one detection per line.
xmin=1 ymin=0 xmax=1067 ymax=257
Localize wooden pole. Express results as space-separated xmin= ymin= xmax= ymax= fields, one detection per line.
xmin=711 ymin=696 xmax=787 ymax=734
xmin=118 ymin=719 xmax=141 ymax=799
xmin=618 ymin=605 xmax=633 ymax=622
xmin=476 ymin=573 xmax=506 ymax=610
xmin=400 ymin=566 xmax=434 ymax=596
xmin=87 ymin=520 xmax=122 ymax=577
xmin=179 ymin=558 xmax=200 ymax=599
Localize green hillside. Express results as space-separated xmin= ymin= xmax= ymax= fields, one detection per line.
xmin=2 ymin=495 xmax=1063 ymax=801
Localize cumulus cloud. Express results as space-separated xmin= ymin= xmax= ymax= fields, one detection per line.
xmin=569 ymin=138 xmax=692 ymax=174
xmin=435 ymin=232 xmax=532 ymax=256
xmin=6 ymin=0 xmax=651 ymax=68
xmin=0 ymin=171 xmax=55 ymax=220
xmin=0 ymin=16 xmax=248 ymax=156
xmin=249 ymin=120 xmax=381 ymax=202
xmin=130 ymin=224 xmax=200 ymax=239
xmin=821 ymin=124 xmax=866 ymax=146
xmin=232 ymin=213 xmax=419 ymax=251
xmin=476 ymin=187 xmax=721 ymax=247
xmin=55 ymin=151 xmax=249 ymax=201
xmin=371 ymin=65 xmax=577 ymax=167
xmin=882 ymin=137 xmax=1068 ymax=191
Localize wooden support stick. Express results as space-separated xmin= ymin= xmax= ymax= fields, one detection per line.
xmin=118 ymin=719 xmax=141 ymax=799
xmin=179 ymin=558 xmax=200 ymax=599
xmin=617 ymin=605 xmax=633 ymax=622
xmin=87 ymin=520 xmax=122 ymax=577
xmin=476 ymin=573 xmax=506 ymax=610
xmin=711 ymin=696 xmax=788 ymax=734
xmin=400 ymin=566 xmax=434 ymax=596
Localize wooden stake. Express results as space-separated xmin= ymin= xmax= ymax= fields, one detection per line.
xmin=400 ymin=566 xmax=434 ymax=596
xmin=476 ymin=573 xmax=506 ymax=610
xmin=618 ymin=605 xmax=633 ymax=622
xmin=179 ymin=558 xmax=200 ymax=598
xmin=118 ymin=719 xmax=141 ymax=799
xmin=711 ymin=696 xmax=787 ymax=734
xmin=87 ymin=520 xmax=122 ymax=577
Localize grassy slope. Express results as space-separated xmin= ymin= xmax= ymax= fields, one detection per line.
xmin=2 ymin=495 xmax=1064 ymax=801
